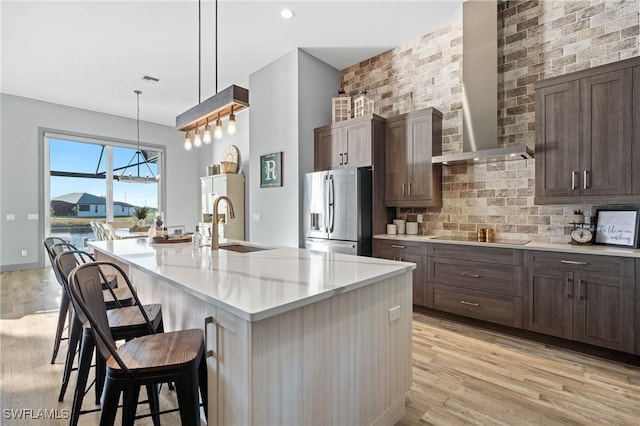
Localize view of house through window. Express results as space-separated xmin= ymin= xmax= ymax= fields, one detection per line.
xmin=47 ymin=135 xmax=161 ymax=247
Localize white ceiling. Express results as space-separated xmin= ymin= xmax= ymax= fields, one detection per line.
xmin=1 ymin=0 xmax=462 ymax=126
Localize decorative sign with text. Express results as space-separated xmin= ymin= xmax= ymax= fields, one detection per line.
xmin=260 ymin=152 xmax=283 ymax=188
xmin=594 ymin=209 xmax=640 ymax=248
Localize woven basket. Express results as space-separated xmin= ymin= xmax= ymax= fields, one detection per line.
xmin=220 ymin=161 xmax=238 ymax=173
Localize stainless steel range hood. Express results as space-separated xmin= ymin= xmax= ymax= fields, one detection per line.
xmin=432 ymin=0 xmax=533 ymax=166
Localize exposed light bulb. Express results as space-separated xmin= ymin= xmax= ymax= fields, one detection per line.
xmin=203 ymin=122 xmax=212 ymax=144
xmin=194 ymin=127 xmax=202 ymax=147
xmin=184 ymin=132 xmax=193 ymax=151
xmin=227 ymin=112 xmax=236 ymax=135
xmin=214 ymin=118 xmax=223 ymax=139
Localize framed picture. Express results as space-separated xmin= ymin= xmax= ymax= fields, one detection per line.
xmin=260 ymin=152 xmax=283 ymax=188
xmin=594 ymin=209 xmax=640 ymax=248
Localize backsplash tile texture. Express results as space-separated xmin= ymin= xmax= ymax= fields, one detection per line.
xmin=340 ymin=0 xmax=639 ymax=243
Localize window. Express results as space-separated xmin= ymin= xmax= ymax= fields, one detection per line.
xmin=45 ymin=133 xmax=163 ymax=248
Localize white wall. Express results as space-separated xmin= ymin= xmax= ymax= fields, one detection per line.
xmin=200 ymin=108 xmax=251 ymax=238
xmin=249 ymin=49 xmax=338 ymax=247
xmin=297 ymin=50 xmax=339 ymax=247
xmin=0 ymin=94 xmax=198 ymax=270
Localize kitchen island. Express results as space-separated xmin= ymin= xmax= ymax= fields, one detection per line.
xmin=90 ymin=238 xmax=414 ymax=425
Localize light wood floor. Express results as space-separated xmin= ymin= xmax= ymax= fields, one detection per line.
xmin=2 ymin=267 xmax=639 ymax=425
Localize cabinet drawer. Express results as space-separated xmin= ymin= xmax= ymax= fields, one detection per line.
xmin=525 ymin=251 xmax=634 ymax=277
xmin=428 ymin=243 xmax=522 ymax=265
xmin=432 ymin=285 xmax=523 ymax=328
xmin=374 ymin=239 xmax=425 ymax=258
xmin=429 ymin=257 xmax=522 ymax=296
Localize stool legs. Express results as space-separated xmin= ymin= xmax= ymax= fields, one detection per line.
xmin=51 ymin=291 xmax=71 ymax=364
xmin=198 ymin=355 xmax=208 ymax=421
xmin=58 ymin=311 xmax=82 ymax=401
xmin=69 ymin=329 xmax=94 ymax=426
xmin=100 ymin=376 xmax=120 ymax=426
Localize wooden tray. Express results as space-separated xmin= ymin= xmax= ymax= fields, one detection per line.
xmin=150 ymin=235 xmax=192 ymax=244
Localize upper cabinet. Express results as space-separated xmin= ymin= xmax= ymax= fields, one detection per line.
xmin=534 ymin=57 xmax=638 ymax=204
xmin=385 ymin=108 xmax=443 ymax=207
xmin=313 ymin=114 xmax=385 ymax=171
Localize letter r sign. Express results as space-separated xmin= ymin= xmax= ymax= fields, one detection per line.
xmin=260 ymin=152 xmax=283 ymax=187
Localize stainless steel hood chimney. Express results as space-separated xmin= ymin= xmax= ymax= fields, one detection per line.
xmin=432 ymin=0 xmax=533 ymax=166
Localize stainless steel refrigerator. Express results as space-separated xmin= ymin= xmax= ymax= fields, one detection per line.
xmin=303 ymin=168 xmax=372 ymax=256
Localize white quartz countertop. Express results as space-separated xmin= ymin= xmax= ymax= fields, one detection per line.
xmin=89 ymin=238 xmax=415 ymax=322
xmin=374 ymin=234 xmax=640 ymax=258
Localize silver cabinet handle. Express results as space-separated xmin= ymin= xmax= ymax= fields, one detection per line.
xmin=571 ymin=171 xmax=577 ymax=190
xmin=402 ymin=183 xmax=406 ymax=196
xmin=461 ymin=272 xmax=481 ymax=278
xmin=344 ymin=152 xmax=348 ymax=165
xmin=583 ymin=170 xmax=588 ymax=189
xmin=578 ymin=279 xmax=586 ymax=300
xmin=460 ymin=300 xmax=480 ymax=307
xmin=391 ymin=245 xmax=406 ymax=249
xmin=408 ymin=182 xmax=412 ymax=196
xmin=339 ymin=153 xmax=343 ymax=165
xmin=204 ymin=316 xmax=217 ymax=358
xmin=560 ymin=260 xmax=587 ymax=265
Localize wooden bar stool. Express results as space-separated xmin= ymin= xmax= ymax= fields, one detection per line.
xmin=45 ymin=238 xmax=126 ymax=367
xmin=53 ymin=250 xmax=163 ymax=426
xmin=69 ymin=261 xmax=208 ymax=425
xmin=50 ymin=244 xmax=136 ymax=403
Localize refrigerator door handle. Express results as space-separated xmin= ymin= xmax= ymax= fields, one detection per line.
xmin=323 ymin=175 xmax=329 ymax=233
xmin=328 ymin=175 xmax=335 ymax=233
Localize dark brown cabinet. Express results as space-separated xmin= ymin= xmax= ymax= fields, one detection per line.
xmin=535 ymin=57 xmax=638 ymax=204
xmin=524 ymin=251 xmax=635 ymax=353
xmin=427 ymin=243 xmax=523 ymax=327
xmin=384 ymin=108 xmax=442 ymax=207
xmin=374 ymin=239 xmax=427 ymax=307
xmin=314 ymin=114 xmax=385 ymax=171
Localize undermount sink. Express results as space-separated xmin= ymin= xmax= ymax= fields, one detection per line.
xmin=218 ymin=244 xmax=271 ymax=253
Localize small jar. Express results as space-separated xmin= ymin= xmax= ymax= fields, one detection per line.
xmin=192 ymin=225 xmax=203 ymax=246
xmin=477 ymin=228 xmax=486 ymax=242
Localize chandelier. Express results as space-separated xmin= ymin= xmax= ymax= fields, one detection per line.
xmin=115 ymin=90 xmax=157 ymax=183
xmin=176 ymin=0 xmax=249 ymax=151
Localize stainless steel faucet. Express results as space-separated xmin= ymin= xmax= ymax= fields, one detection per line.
xmin=211 ymin=195 xmax=235 ymax=250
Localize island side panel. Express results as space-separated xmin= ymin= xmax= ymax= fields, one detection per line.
xmin=250 ymin=270 xmax=412 ymax=425
xmin=126 ymin=265 xmax=252 ymax=426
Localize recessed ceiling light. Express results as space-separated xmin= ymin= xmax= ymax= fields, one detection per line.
xmin=280 ymin=8 xmax=294 ymax=19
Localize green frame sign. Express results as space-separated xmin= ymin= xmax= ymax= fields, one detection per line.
xmin=260 ymin=152 xmax=283 ymax=188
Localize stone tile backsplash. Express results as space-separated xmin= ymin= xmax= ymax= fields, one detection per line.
xmin=340 ymin=0 xmax=639 ymax=243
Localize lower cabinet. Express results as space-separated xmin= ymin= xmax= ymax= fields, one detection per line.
xmin=373 ymin=238 xmax=638 ymax=355
xmin=374 ymin=239 xmax=427 ymax=307
xmin=427 ymin=243 xmax=523 ymax=328
xmin=524 ymin=251 xmax=635 ymax=353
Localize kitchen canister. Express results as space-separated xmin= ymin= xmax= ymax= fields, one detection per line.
xmin=406 ymin=222 xmax=419 ymax=235
xmin=387 ymin=224 xmax=397 ymax=235
xmin=393 ymin=219 xmax=406 ymax=234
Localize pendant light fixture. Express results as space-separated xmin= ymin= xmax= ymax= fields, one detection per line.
xmin=116 ymin=90 xmax=157 ymax=183
xmin=176 ymin=0 xmax=249 ymax=149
